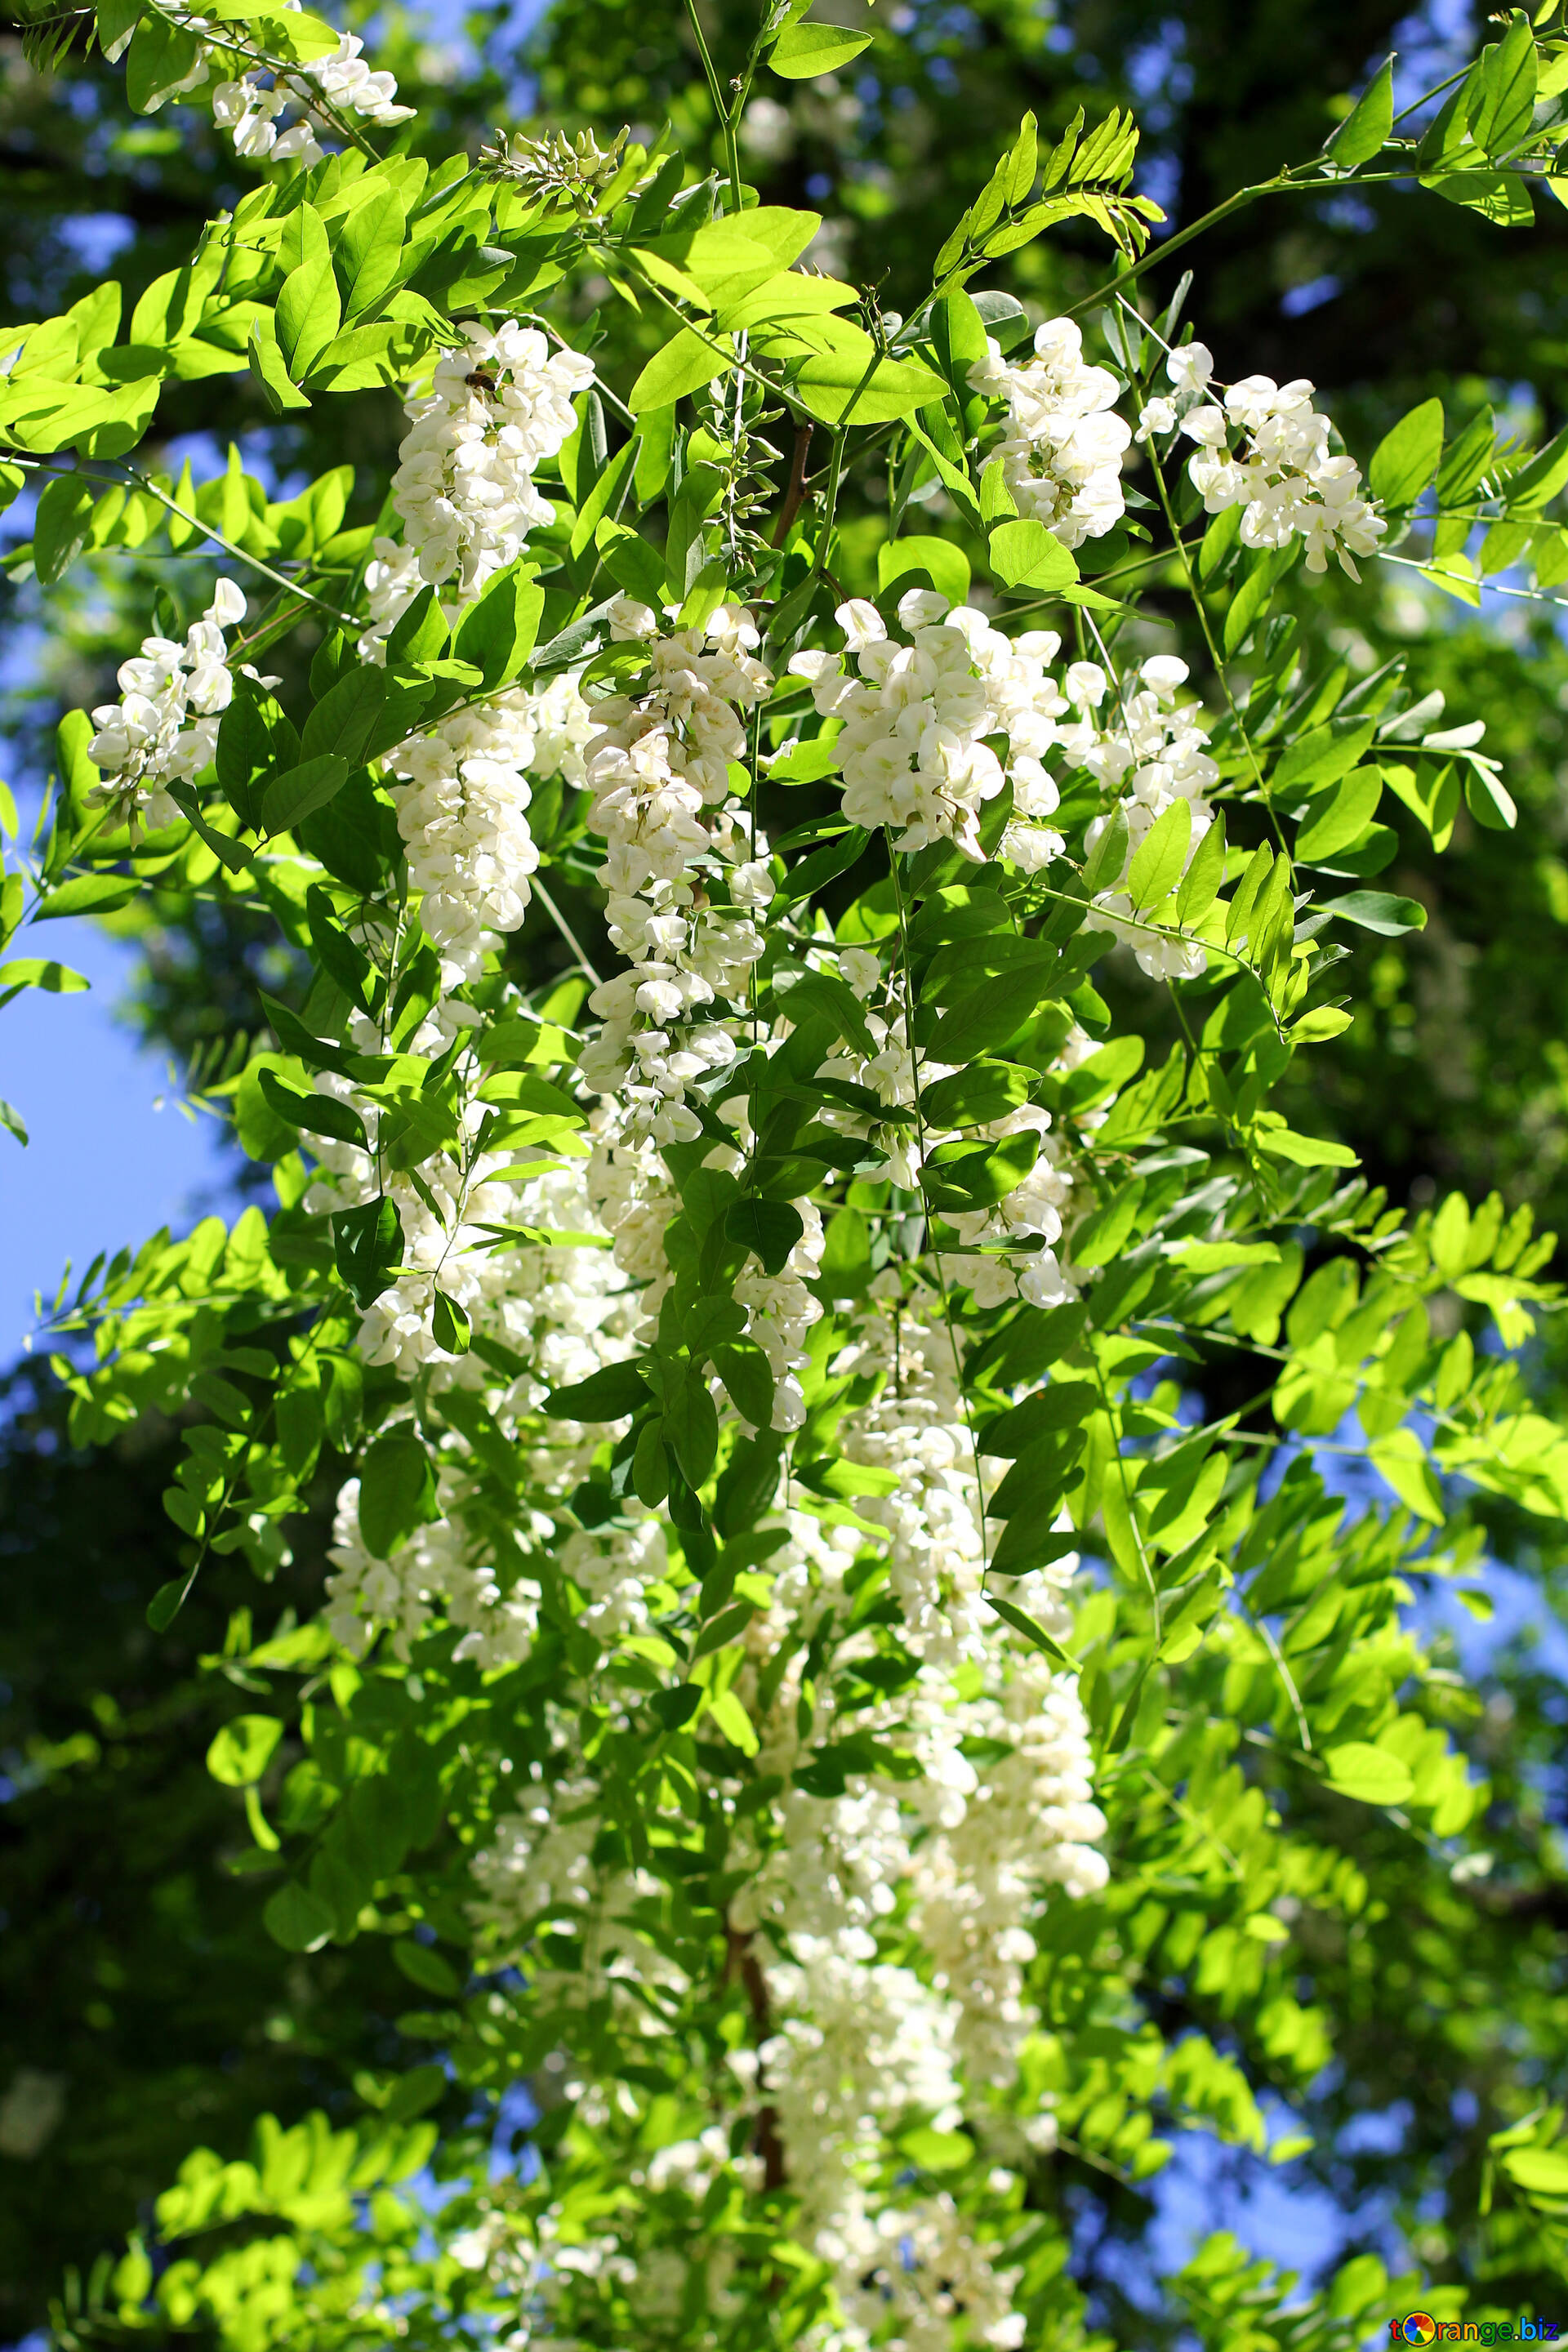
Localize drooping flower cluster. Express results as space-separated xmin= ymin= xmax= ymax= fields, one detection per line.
xmin=148 ymin=3 xmax=413 ymax=167
xmin=791 ymin=589 xmax=1070 ymax=866
xmin=460 ymin=1284 xmax=1107 ymax=2344
xmin=967 ymin=316 xmax=1132 ymax=549
xmin=576 ymin=595 xmax=774 ymax=1143
xmin=391 ymin=322 xmax=595 ymax=600
xmin=1140 ymin=340 xmax=1387 ymax=577
xmin=1071 ymin=653 xmax=1220 ymax=980
xmin=85 ymin=580 xmax=247 ymax=840
xmin=382 ymin=677 xmax=591 ymax=987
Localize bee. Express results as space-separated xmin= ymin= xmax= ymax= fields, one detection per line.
xmin=466 ymin=368 xmax=499 ymax=396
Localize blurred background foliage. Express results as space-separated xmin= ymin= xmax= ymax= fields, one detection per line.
xmin=4 ymin=0 xmax=1568 ymax=2338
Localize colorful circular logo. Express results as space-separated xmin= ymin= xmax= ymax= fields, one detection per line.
xmin=1402 ymin=2319 xmax=1437 ymax=2345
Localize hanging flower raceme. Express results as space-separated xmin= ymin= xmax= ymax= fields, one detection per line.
xmin=966 ymin=315 xmax=1132 ymax=549
xmin=391 ymin=322 xmax=595 ymax=601
xmin=1139 ymin=337 xmax=1387 ymax=577
xmin=85 ymin=579 xmax=247 ymax=841
xmin=791 ymin=589 xmax=1070 ymax=866
xmin=576 ymin=595 xmax=773 ymax=1144
xmin=382 ymin=678 xmax=591 ymax=987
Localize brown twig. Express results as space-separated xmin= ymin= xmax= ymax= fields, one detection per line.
xmin=770 ymin=421 xmax=816 ymax=547
xmin=724 ymin=1923 xmax=787 ymax=2190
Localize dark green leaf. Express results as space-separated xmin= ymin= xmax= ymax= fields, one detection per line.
xmin=331 ymin=1199 xmax=401 ymax=1311
xmin=727 ymin=1198 xmax=805 ymax=1274
xmin=545 ymin=1361 xmax=650 ymax=1420
xmin=358 ymin=1432 xmax=438 ymax=1559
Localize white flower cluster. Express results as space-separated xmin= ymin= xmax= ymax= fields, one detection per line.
xmin=382 ymin=679 xmax=590 ymax=988
xmin=392 ymin=323 xmax=595 ymax=600
xmin=159 ymin=1 xmax=414 ymax=168
xmin=1069 ymin=653 xmax=1220 ymax=981
xmin=790 ymin=589 xmax=1069 ymax=867
xmin=576 ymin=596 xmax=774 ymax=1144
xmin=1140 ymin=340 xmax=1387 ymax=579
xmin=967 ymin=316 xmax=1131 ymax=549
xmin=85 ymin=579 xmax=247 ymax=840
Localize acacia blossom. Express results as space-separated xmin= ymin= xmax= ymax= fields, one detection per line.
xmin=966 ymin=315 xmax=1132 ymax=548
xmin=85 ymin=579 xmax=247 ymax=840
xmin=1140 ymin=338 xmax=1387 ymax=577
xmin=791 ymin=590 xmax=1069 ymax=866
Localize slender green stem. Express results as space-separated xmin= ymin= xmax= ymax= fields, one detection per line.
xmin=122 ymin=466 xmax=359 ymax=630
xmin=684 ymin=0 xmax=742 ymax=209
xmin=533 ymin=876 xmax=602 ymax=985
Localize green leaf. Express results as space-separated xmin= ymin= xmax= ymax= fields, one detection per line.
xmin=984 ymin=1588 xmax=1077 ymax=1668
xmin=1323 ymin=1742 xmax=1416 ymax=1806
xmin=1294 ymin=768 xmax=1383 ymax=862
xmin=248 ymin=316 xmax=311 ymax=415
xmin=1368 ymin=397 xmax=1444 ymax=506
xmin=431 ymin=1290 xmax=471 ymax=1356
xmin=1501 ymin=2146 xmax=1568 ymax=2197
xmin=1083 ymin=804 xmax=1130 ymax=894
xmin=794 ymin=346 xmax=948 ymax=425
xmin=300 ymin=671 xmax=386 ymax=768
xmin=1176 ymin=810 xmax=1226 ymax=924
xmin=662 ymin=1368 xmax=719 ymax=1488
xmin=1274 ymin=720 xmax=1375 ymax=794
xmin=771 ymin=822 xmax=867 ymax=903
xmin=1255 ymin=1127 xmax=1358 ymax=1168
xmin=1325 ymin=56 xmax=1394 ymax=167
xmin=1463 ymin=764 xmax=1517 ymax=831
xmin=262 ymin=1881 xmax=336 ymax=1953
xmin=1125 ymin=797 xmax=1192 ymax=912
xmin=773 ymin=965 xmax=875 ymax=1056
xmin=713 ymin=1340 xmax=775 ymax=1428
xmin=768 ymin=20 xmax=873 ymax=77
xmin=124 ymin=14 xmax=203 ymax=111
xmin=987 ymin=517 xmax=1079 ymax=594
xmin=1169 ymin=1237 xmax=1283 ymax=1275
xmin=276 ymin=213 xmax=341 ymax=381
xmin=898 ymin=2126 xmax=973 ymax=2172
xmin=1469 ymin=11 xmax=1537 ymax=157
xmin=207 ymin=1715 xmax=284 ymax=1788
xmin=878 ymin=536 xmax=971 ymax=605
xmin=257 ymin=1068 xmax=366 ymax=1147
xmin=333 ymin=1196 xmax=401 ymax=1307
xmin=261 ymin=755 xmax=351 ymax=837
xmin=1223 ymin=546 xmax=1294 ymax=655
xmin=392 ymin=1939 xmax=461 ymax=1995
xmin=358 ymin=1432 xmax=438 ymax=1559
xmin=335 ymin=183 xmax=408 ymax=321
xmin=545 ymin=1361 xmax=649 ymax=1420
xmin=452 ymin=565 xmax=545 ymax=689
xmin=727 ymin=1197 xmax=805 ymax=1275
xmin=629 ymin=327 xmax=731 ymax=413
xmin=922 ymin=1061 xmax=1033 ymax=1129
xmin=33 ymin=873 xmax=138 ymax=919
xmin=33 ymin=474 xmax=96 ymax=585
xmin=925 ymin=1129 xmax=1040 ymax=1210
xmin=927 ymin=962 xmax=1055 ymax=1060
xmin=1368 ymin=1428 xmax=1445 ymax=1522
xmin=1323 ymin=890 xmax=1428 ymax=936
xmin=1072 ymin=1180 xmax=1147 ymax=1267
xmin=0 ymin=958 xmax=89 ymax=996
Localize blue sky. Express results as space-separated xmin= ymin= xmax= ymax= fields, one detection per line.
xmin=2 ymin=915 xmax=234 ymax=1365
